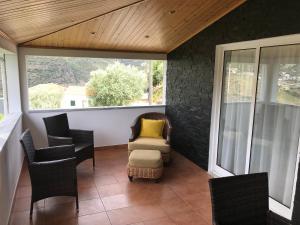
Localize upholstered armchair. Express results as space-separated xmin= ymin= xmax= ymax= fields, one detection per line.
xmin=128 ymin=112 xmax=172 ymax=163
xmin=20 ymin=129 xmax=78 ymax=218
xmin=43 ymin=113 xmax=95 ymax=167
xmin=209 ymin=173 xmax=291 ymax=225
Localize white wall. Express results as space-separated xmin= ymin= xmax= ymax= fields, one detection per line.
xmin=25 ymin=107 xmax=165 ymax=148
xmin=0 ymin=115 xmax=22 ymax=225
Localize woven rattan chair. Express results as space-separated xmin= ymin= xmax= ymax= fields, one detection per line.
xmin=128 ymin=112 xmax=172 ymax=163
xmin=20 ymin=129 xmax=78 ymax=218
xmin=209 ymin=173 xmax=291 ymax=225
xmin=43 ymin=113 xmax=95 ymax=167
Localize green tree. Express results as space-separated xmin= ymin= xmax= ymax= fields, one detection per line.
xmin=86 ymin=62 xmax=145 ymax=106
xmin=151 ymin=61 xmax=164 ymax=103
xmin=29 ymin=83 xmax=64 ymax=109
xmin=153 ymin=84 xmax=163 ymax=104
xmin=152 ymin=60 xmax=164 ymax=87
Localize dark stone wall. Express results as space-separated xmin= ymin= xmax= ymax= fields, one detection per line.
xmin=166 ymin=0 xmax=300 ymax=223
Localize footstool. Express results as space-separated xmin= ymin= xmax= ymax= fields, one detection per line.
xmin=127 ymin=150 xmax=163 ymax=182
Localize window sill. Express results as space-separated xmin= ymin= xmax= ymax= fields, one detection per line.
xmin=0 ymin=112 xmax=22 ymax=151
xmin=27 ymin=105 xmax=166 ymax=113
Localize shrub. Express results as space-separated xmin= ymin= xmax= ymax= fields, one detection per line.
xmin=29 ymin=83 xmax=64 ymax=109
xmin=86 ymin=62 xmax=145 ymax=106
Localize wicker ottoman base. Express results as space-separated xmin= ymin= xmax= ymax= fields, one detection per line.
xmin=127 ymin=166 xmax=163 ymax=180
xmin=127 ymin=150 xmax=163 ymax=181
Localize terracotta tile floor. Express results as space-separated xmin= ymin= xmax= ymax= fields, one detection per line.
xmin=10 ymin=148 xmax=212 ymax=225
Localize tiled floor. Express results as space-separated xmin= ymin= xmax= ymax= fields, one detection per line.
xmin=10 ymin=148 xmax=212 ymax=225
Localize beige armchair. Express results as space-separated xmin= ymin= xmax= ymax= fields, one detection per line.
xmin=128 ymin=112 xmax=172 ymax=163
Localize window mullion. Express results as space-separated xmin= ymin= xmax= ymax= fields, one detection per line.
xmin=244 ymin=47 xmax=261 ymax=174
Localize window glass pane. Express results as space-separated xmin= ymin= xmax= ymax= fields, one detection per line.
xmin=217 ymin=49 xmax=256 ymax=175
xmin=0 ymin=57 xmax=5 ymax=121
xmin=250 ymin=44 xmax=300 ymax=208
xmin=26 ymin=56 xmax=166 ymax=110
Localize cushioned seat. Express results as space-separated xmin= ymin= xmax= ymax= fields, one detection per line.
xmin=129 ymin=150 xmax=163 ymax=168
xmin=127 ymin=150 xmax=163 ymax=182
xmin=128 ymin=137 xmax=171 ymax=153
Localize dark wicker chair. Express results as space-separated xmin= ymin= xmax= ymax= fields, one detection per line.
xmin=128 ymin=112 xmax=172 ymax=163
xmin=43 ymin=113 xmax=95 ymax=167
xmin=209 ymin=173 xmax=291 ymax=225
xmin=20 ymin=129 xmax=78 ymax=218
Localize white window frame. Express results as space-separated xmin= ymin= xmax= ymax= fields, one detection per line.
xmin=208 ymin=34 xmax=300 ymax=220
xmin=0 ymin=54 xmax=8 ymax=116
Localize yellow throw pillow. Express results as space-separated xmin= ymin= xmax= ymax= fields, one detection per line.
xmin=139 ymin=118 xmax=165 ymax=138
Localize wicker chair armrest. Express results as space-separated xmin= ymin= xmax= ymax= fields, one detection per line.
xmin=36 ymin=145 xmax=75 ymax=161
xmin=70 ymin=129 xmax=94 ymax=144
xmin=48 ymin=135 xmax=73 ymax=146
xmin=30 ymin=157 xmax=77 ymax=185
xmin=165 ymin=122 xmax=172 ymax=144
xmin=129 ymin=117 xmax=140 ymax=142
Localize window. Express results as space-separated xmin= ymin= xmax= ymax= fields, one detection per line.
xmin=217 ymin=49 xmax=256 ymax=175
xmin=26 ymin=56 xmax=166 ymax=110
xmin=0 ymin=55 xmax=7 ymax=121
xmin=209 ymin=35 xmax=300 ymax=219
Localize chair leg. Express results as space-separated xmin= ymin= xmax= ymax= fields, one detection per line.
xmin=93 ymin=156 xmax=95 ymax=169
xmin=30 ymin=199 xmax=33 ymax=219
xmin=76 ymin=193 xmax=79 ymax=212
xmin=128 ymin=176 xmax=133 ymax=182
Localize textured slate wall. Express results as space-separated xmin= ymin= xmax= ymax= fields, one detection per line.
xmin=166 ymin=1 xmax=300 ymax=223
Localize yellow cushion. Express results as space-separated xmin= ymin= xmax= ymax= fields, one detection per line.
xmin=129 ymin=150 xmax=162 ymax=168
xmin=139 ymin=118 xmax=165 ymax=138
xmin=128 ymin=137 xmax=171 ymax=153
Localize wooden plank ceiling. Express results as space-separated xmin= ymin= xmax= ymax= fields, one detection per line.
xmin=0 ymin=0 xmax=245 ymax=53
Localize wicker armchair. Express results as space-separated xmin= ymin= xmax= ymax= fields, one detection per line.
xmin=209 ymin=173 xmax=291 ymax=225
xmin=20 ymin=129 xmax=78 ymax=218
xmin=128 ymin=112 xmax=172 ymax=163
xmin=43 ymin=113 xmax=95 ymax=167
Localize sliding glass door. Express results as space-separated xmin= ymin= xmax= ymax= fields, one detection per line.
xmin=250 ymin=44 xmax=300 ymax=212
xmin=217 ymin=49 xmax=256 ymax=175
xmin=209 ymin=35 xmax=300 ymax=219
